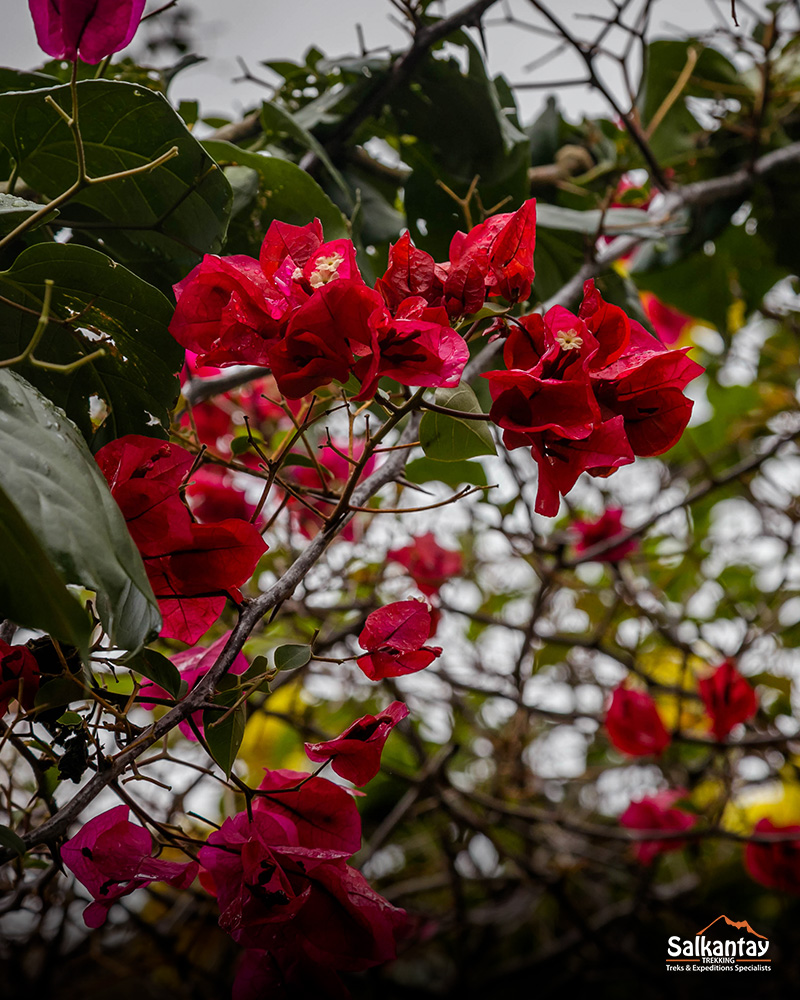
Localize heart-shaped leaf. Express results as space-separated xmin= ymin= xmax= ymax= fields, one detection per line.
xmin=0 ymin=79 xmax=231 ymax=287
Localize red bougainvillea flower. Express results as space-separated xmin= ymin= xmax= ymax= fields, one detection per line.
xmin=170 ymin=255 xmax=284 ymax=368
xmin=447 ymin=199 xmax=537 ymax=308
xmin=96 ymin=435 xmax=267 ymax=643
xmin=387 ymin=533 xmax=463 ymax=596
xmin=356 ymin=600 xmax=442 ymax=681
xmin=185 ymin=466 xmax=258 ymax=526
xmin=198 ymin=769 xmax=407 ymax=994
xmin=29 ymin=0 xmax=147 ymax=64
xmin=139 ymin=631 xmax=249 ymax=740
xmin=698 ymin=659 xmax=758 ymax=740
xmin=605 ymin=685 xmax=671 ymax=757
xmin=269 ymin=280 xmax=378 ymax=399
xmin=640 ymin=292 xmax=694 ymax=346
xmin=0 ymin=641 xmax=40 ymax=716
xmin=484 ymin=280 xmax=702 ymax=515
xmin=353 ymin=302 xmax=469 ymax=401
xmin=375 ymin=231 xmax=444 ymax=315
xmin=572 ymin=508 xmax=638 ymax=563
xmin=304 ymin=702 xmax=409 ymax=785
xmin=745 ymin=819 xmax=800 ymax=894
xmin=61 ymin=805 xmax=198 ymax=928
xmin=620 ymin=789 xmax=696 ymax=864
xmin=528 ymin=417 xmax=635 ymax=518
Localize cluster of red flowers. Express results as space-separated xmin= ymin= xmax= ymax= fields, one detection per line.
xmin=485 ymin=280 xmax=703 ymax=516
xmin=96 ymin=436 xmax=266 ymax=643
xmin=198 ymin=769 xmax=408 ymax=998
xmin=608 ymin=665 xmax=791 ymax=888
xmin=170 ymin=204 xmax=536 ymax=401
xmin=605 ymin=661 xmax=758 ymax=760
xmin=61 ymin=767 xmax=409 ymax=994
xmin=621 ymin=795 xmax=800 ymax=892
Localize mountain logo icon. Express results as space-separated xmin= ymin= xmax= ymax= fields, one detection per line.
xmin=696 ymin=915 xmax=767 ymax=940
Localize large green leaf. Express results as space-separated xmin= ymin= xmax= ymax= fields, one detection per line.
xmin=0 ymin=243 xmax=182 ymax=446
xmin=419 ymin=385 xmax=496 ymax=461
xmin=204 ymin=139 xmax=348 ymax=256
xmin=0 ymin=68 xmax=59 ymax=95
xmin=0 ymin=482 xmax=91 ymax=651
xmin=0 ymin=370 xmax=161 ymax=651
xmin=405 ymin=456 xmax=488 ymax=488
xmin=0 ymin=79 xmax=231 ymax=286
xmin=0 ymin=192 xmax=58 ymax=239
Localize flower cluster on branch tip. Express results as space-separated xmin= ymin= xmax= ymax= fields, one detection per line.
xmin=484 ymin=281 xmax=704 ymax=516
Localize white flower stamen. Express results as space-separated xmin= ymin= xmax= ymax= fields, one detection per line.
xmin=308 ymin=252 xmax=345 ymax=289
xmin=555 ymin=328 xmax=583 ymax=351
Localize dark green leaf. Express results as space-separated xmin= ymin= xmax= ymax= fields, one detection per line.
xmin=0 ymin=370 xmax=161 ymax=651
xmin=0 ymin=80 xmax=231 ymax=287
xmin=0 ymin=193 xmax=58 ymax=238
xmin=419 ymin=385 xmax=496 ymax=461
xmin=0 ymin=243 xmax=182 ymax=445
xmin=637 ymin=41 xmax=743 ymax=162
xmin=0 ymin=68 xmax=59 ymax=94
xmin=127 ymin=648 xmax=182 ymax=699
xmin=633 ymin=223 xmax=785 ymax=333
xmin=203 ymin=139 xmax=348 ymax=257
xmin=0 ymin=482 xmax=91 ymax=651
xmin=405 ymin=457 xmax=488 ymax=488
xmin=203 ymin=690 xmax=247 ymax=778
xmin=392 ymin=36 xmax=529 ymax=259
xmin=230 ymin=435 xmax=253 ymax=456
xmin=531 ymin=229 xmax=586 ymax=305
xmin=273 ymin=644 xmax=312 ymax=672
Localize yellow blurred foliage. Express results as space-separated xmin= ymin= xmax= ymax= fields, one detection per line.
xmin=639 ymin=648 xmax=710 ymax=733
xmin=720 ymin=781 xmax=800 ymax=834
xmin=238 ymin=681 xmax=310 ymax=782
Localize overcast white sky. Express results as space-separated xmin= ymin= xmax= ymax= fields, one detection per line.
xmin=0 ymin=0 xmax=790 ymax=124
